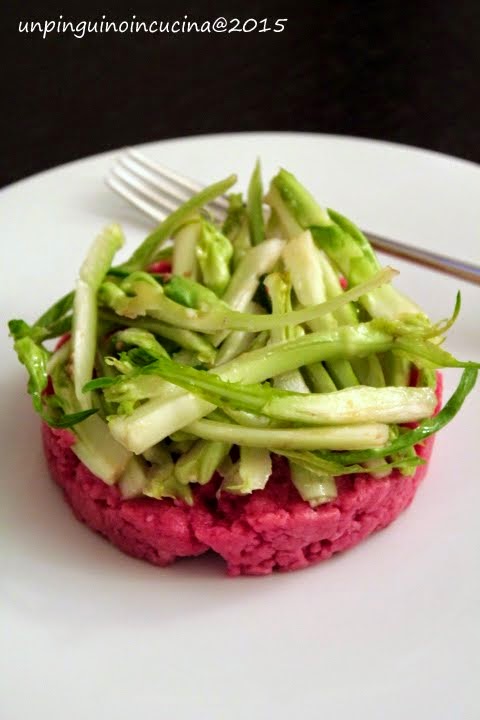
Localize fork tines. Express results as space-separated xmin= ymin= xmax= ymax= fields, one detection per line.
xmin=106 ymin=148 xmax=228 ymax=224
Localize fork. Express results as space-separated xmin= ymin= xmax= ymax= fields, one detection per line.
xmin=107 ymin=148 xmax=480 ymax=286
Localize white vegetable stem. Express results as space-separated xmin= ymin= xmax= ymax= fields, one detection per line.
xmin=213 ymin=238 xmax=285 ymax=345
xmin=290 ymin=463 xmax=337 ymax=506
xmin=72 ymin=224 xmax=124 ymax=407
xmin=186 ymin=419 xmax=390 ymax=450
xmin=172 ymin=219 xmax=201 ymax=279
xmin=282 ymin=231 xmax=335 ymax=333
xmin=263 ymin=385 xmax=437 ymax=425
xmin=108 ymin=325 xmax=393 ymax=453
xmin=221 ymin=447 xmax=272 ymax=494
xmin=263 ymin=271 xmax=310 ymax=393
xmin=72 ymin=414 xmax=132 ymax=484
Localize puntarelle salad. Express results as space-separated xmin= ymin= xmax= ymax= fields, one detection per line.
xmin=9 ymin=164 xmax=479 ymax=507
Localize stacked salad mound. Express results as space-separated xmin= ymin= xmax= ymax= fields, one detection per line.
xmin=9 ymin=165 xmax=478 ymax=575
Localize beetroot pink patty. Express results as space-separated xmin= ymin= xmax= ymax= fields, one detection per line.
xmin=42 ymin=378 xmax=442 ymax=576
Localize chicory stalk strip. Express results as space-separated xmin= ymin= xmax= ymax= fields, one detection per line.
xmin=143 ymin=444 xmax=193 ymax=504
xmin=246 ymin=159 xmax=265 ymax=247
xmin=212 ymin=238 xmax=285 ymax=345
xmin=283 ymin=230 xmax=360 ymax=389
xmin=103 ymin=325 xmax=395 ymax=452
xmin=277 ymin=447 xmax=424 ymax=478
xmin=220 ymin=446 xmax=272 ymax=494
xmin=214 ymin=302 xmax=264 ymax=366
xmin=99 ymin=309 xmax=217 ymax=364
xmin=104 ymin=318 xmax=480 ymax=454
xmin=264 ymin=272 xmax=310 ymax=393
xmin=266 ymin=169 xmax=423 ymax=320
xmin=218 ymin=407 xmax=278 ymax=428
xmin=99 ymin=266 xmax=398 ymax=334
xmin=311 ymin=367 xmax=478 ymax=466
xmin=119 ymin=444 xmax=195 ymax=504
xmin=172 ymin=218 xmax=201 ymax=280
xmin=34 ymin=290 xmax=75 ymax=330
xmin=304 ymin=362 xmax=338 ymax=393
xmin=283 ymin=231 xmax=385 ymax=388
xmin=222 ymin=192 xmax=246 ymax=237
xmin=184 ymin=418 xmax=390 ymax=450
xmin=127 ymin=357 xmax=438 ymax=426
xmin=51 ymin=363 xmax=131 ymax=482
xmin=222 ymin=193 xmax=252 ymax=268
xmin=120 ymin=174 xmax=237 ymax=272
xmin=10 ymin=335 xmax=97 ymax=429
xmin=9 ymin=291 xmax=75 ymax=344
xmin=10 ymin=163 xmax=479 ymax=507
xmin=196 ymin=219 xmax=233 ymax=295
xmin=289 ymin=463 xmax=338 ymax=506
xmin=282 ymin=231 xmax=337 ymax=335
xmin=118 ymin=456 xmax=151 ymax=498
xmin=111 ymin=328 xmax=170 ymax=359
xmin=72 ymin=223 xmax=125 ymax=408
xmin=174 ymin=439 xmax=231 ymax=485
xmin=215 ymin=329 xmax=256 ymax=366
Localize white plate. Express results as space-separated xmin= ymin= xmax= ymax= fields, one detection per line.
xmin=1 ymin=133 xmax=479 ymax=720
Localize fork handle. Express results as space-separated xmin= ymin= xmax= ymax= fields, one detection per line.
xmin=364 ymin=231 xmax=480 ymax=286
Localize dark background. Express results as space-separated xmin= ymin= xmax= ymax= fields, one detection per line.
xmin=1 ymin=0 xmax=479 ymax=188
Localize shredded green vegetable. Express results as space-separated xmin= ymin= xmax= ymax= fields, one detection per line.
xmin=8 ymin=165 xmax=478 ymax=506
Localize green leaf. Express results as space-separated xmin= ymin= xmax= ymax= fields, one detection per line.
xmin=8 ymin=293 xmax=75 ymax=344
xmin=393 ymin=336 xmax=479 ymax=370
xmin=83 ymin=377 xmax=118 ymax=392
xmin=48 ymin=408 xmax=99 ymax=428
xmin=12 ymin=336 xmax=50 ymax=413
xmin=12 ymin=335 xmax=98 ymax=429
xmin=164 ymin=274 xmax=224 ymax=309
xmin=111 ymin=328 xmax=169 ymax=360
xmin=34 ymin=290 xmax=74 ymax=329
xmin=9 ymin=319 xmax=35 ymax=341
xmin=277 ymin=448 xmax=363 ymax=476
xmin=196 ymin=220 xmax=233 ymax=296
